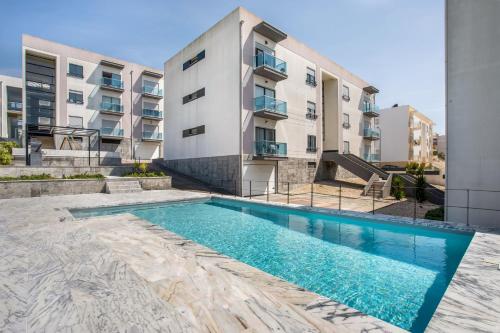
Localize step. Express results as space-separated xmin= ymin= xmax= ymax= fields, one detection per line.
xmin=106 ymin=180 xmax=143 ymax=194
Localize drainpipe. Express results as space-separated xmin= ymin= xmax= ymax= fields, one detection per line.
xmin=130 ymin=70 xmax=134 ymax=160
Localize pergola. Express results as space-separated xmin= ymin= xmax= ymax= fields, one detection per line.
xmin=25 ymin=124 xmax=101 ymax=166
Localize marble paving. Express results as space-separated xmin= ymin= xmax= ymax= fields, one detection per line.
xmin=0 ymin=190 xmax=499 ymax=332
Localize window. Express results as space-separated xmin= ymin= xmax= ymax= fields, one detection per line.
xmin=102 ymin=95 xmax=121 ymax=105
xmin=343 ymin=141 xmax=350 ymax=154
xmin=183 ymin=50 xmax=206 ymax=71
xmin=342 ymin=113 xmax=350 ymax=129
xmin=68 ymin=90 xmax=83 ymax=104
xmin=68 ymin=63 xmax=83 ymax=78
xmin=255 ymin=85 xmax=275 ymax=98
xmin=307 ymin=161 xmax=317 ymax=168
xmin=306 ymin=101 xmax=317 ymax=119
xmin=307 ymin=135 xmax=317 ymax=152
xmin=68 ymin=116 xmax=83 ymax=128
xmin=306 ymin=67 xmax=316 ymax=86
xmin=183 ymin=125 xmax=205 ymax=137
xmin=255 ymin=127 xmax=276 ymax=142
xmin=342 ymin=85 xmax=350 ymax=101
xmin=102 ymin=72 xmax=122 ymax=88
xmin=102 ymin=96 xmax=122 ymax=112
xmin=183 ymin=88 xmax=205 ymax=104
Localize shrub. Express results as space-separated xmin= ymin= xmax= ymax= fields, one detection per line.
xmin=125 ymin=171 xmax=165 ymax=177
xmin=139 ymin=162 xmax=148 ymax=174
xmin=391 ymin=175 xmax=405 ymax=200
xmin=0 ymin=173 xmax=54 ymax=181
xmin=0 ymin=141 xmax=18 ymax=165
xmin=425 ymin=206 xmax=444 ymax=221
xmin=415 ymin=174 xmax=427 ymax=203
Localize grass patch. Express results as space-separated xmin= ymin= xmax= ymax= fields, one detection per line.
xmin=424 ymin=206 xmax=444 ymax=221
xmin=63 ymin=173 xmax=104 ymax=179
xmin=0 ymin=173 xmax=54 ymax=181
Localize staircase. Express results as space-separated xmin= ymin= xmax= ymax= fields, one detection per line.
xmin=398 ymin=174 xmax=444 ymax=205
xmin=322 ymin=151 xmax=389 ymax=181
xmin=105 ymin=180 xmax=143 ymax=194
xmin=365 ymin=180 xmax=389 ymax=198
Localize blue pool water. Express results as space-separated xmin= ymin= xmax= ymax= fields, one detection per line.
xmin=72 ymin=198 xmax=472 ymax=332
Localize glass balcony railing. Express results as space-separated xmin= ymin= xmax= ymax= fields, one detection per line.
xmin=254 ymin=53 xmax=287 ymax=75
xmin=8 ymin=101 xmax=22 ymax=111
xmin=364 ymin=128 xmax=381 ymax=138
xmin=100 ymin=77 xmax=124 ymax=89
xmin=254 ymin=140 xmax=287 ymax=157
xmin=100 ymin=102 xmax=123 ymax=113
xmin=254 ymin=95 xmax=287 ymax=116
xmin=362 ymin=103 xmax=380 ymax=115
xmin=142 ymin=132 xmax=163 ymax=140
xmin=142 ymin=85 xmax=163 ymax=97
xmin=101 ymin=127 xmax=123 ymax=137
xmin=363 ymin=153 xmax=380 ymax=162
xmin=142 ymin=109 xmax=163 ymax=119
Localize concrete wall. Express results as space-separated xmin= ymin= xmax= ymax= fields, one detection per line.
xmin=22 ymin=35 xmax=164 ymax=160
xmin=379 ymin=106 xmax=410 ymax=163
xmin=0 ymin=166 xmax=133 ymax=178
xmin=446 ymin=0 xmax=500 ymax=228
xmin=0 ymin=75 xmax=22 ymax=140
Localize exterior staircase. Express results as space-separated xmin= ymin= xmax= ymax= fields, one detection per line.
xmin=366 ymin=180 xmax=388 ymax=198
xmin=105 ymin=179 xmax=143 ymax=194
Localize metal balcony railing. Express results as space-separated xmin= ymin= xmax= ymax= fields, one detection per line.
xmin=254 ymin=95 xmax=287 ymax=115
xmin=254 ymin=140 xmax=287 ymax=157
xmin=100 ymin=102 xmax=123 ymax=113
xmin=142 ymin=85 xmax=163 ymax=97
xmin=142 ymin=109 xmax=163 ymax=119
xmin=254 ymin=53 xmax=287 ymax=75
xmin=100 ymin=77 xmax=124 ymax=90
xmin=142 ymin=132 xmax=163 ymax=140
xmin=100 ymin=127 xmax=124 ymax=137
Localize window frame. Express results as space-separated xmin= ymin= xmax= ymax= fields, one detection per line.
xmin=68 ymin=63 xmax=84 ymax=78
xmin=306 ymin=67 xmax=317 ymax=87
xmin=342 ymin=113 xmax=350 ymax=129
xmin=342 ymin=85 xmax=350 ymax=101
xmin=307 ymin=135 xmax=317 ymax=152
xmin=306 ymin=101 xmax=317 ymax=120
xmin=68 ymin=115 xmax=83 ymax=128
xmin=68 ymin=89 xmax=84 ymax=104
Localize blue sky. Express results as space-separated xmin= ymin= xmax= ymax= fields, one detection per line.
xmin=0 ymin=0 xmax=445 ymax=133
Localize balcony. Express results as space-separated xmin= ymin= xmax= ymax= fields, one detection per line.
xmin=363 ymin=128 xmax=380 ymax=140
xmin=142 ymin=85 xmax=163 ymax=99
xmin=7 ymin=101 xmax=22 ymax=112
xmin=100 ymin=77 xmax=124 ymax=92
xmin=253 ymin=53 xmax=287 ymax=82
xmin=142 ymin=109 xmax=163 ymax=120
xmin=254 ymin=140 xmax=287 ymax=159
xmin=99 ymin=102 xmax=123 ymax=116
xmin=254 ymin=95 xmax=287 ymax=120
xmin=253 ymin=21 xmax=287 ymax=43
xmin=363 ymin=153 xmax=380 ymax=162
xmin=362 ymin=103 xmax=380 ymax=117
xmin=142 ymin=131 xmax=163 ymax=142
xmin=100 ymin=127 xmax=124 ymax=138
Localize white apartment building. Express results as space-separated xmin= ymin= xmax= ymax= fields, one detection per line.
xmin=22 ymin=35 xmax=164 ymax=162
xmin=163 ymin=7 xmax=380 ymax=194
xmin=378 ymin=105 xmax=434 ymax=167
xmin=0 ymin=75 xmax=23 ymax=143
xmin=446 ymin=0 xmax=500 ymax=228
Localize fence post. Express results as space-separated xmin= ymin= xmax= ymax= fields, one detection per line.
xmin=413 ymin=187 xmax=417 ymax=220
xmin=339 ymin=182 xmax=342 ymax=211
xmin=287 ymin=182 xmax=290 ymax=204
xmin=234 ymin=179 xmax=237 ymax=197
xmin=466 ymin=189 xmax=470 ymax=226
xmin=310 ymin=183 xmax=314 ymax=207
xmin=372 ymin=188 xmax=375 ymax=214
xmin=249 ymin=181 xmax=252 ymax=200
xmin=267 ymin=181 xmax=269 ymax=202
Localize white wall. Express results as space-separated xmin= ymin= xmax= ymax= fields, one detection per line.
xmin=0 ymin=75 xmax=22 ymax=138
xmin=379 ymin=106 xmax=410 ymax=163
xmin=164 ymin=9 xmax=241 ymax=160
xmin=446 ymin=0 xmax=500 ymax=228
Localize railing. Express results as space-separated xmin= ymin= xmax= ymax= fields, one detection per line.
xmin=254 ymin=96 xmax=287 ymax=115
xmin=362 ymin=103 xmax=380 ymax=114
xmin=142 ymin=85 xmax=163 ymax=97
xmin=363 ymin=128 xmax=381 ymax=138
xmin=254 ymin=140 xmax=287 ymax=157
xmin=142 ymin=109 xmax=163 ymax=119
xmin=8 ymin=101 xmax=22 ymax=111
xmin=254 ymin=52 xmax=287 ymax=75
xmin=363 ymin=153 xmax=380 ymax=162
xmin=100 ymin=102 xmax=123 ymax=113
xmin=306 ymin=112 xmax=318 ymax=120
xmin=142 ymin=132 xmax=163 ymax=140
xmin=100 ymin=127 xmax=124 ymax=137
xmin=100 ymin=77 xmax=124 ymax=89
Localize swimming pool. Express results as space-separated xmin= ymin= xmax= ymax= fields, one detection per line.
xmin=72 ymin=198 xmax=472 ymax=332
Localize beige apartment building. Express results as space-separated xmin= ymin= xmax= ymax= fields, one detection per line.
xmin=0 ymin=75 xmax=23 ymax=143
xmin=21 ymin=35 xmax=164 ymax=163
xmin=378 ymin=105 xmax=434 ymax=167
xmin=163 ymin=7 xmax=381 ymax=195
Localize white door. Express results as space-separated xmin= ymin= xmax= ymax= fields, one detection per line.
xmin=242 ymin=162 xmax=276 ymax=197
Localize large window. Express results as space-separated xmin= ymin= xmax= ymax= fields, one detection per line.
xmin=255 ymin=127 xmax=276 ymax=142
xmin=307 ymin=135 xmax=317 ymax=152
xmin=306 ymin=101 xmax=317 ymax=119
xmin=183 ymin=88 xmax=205 ymax=104
xmin=68 ymin=90 xmax=83 ymax=104
xmin=255 ymin=85 xmax=275 ymax=98
xmin=306 ymin=67 xmax=316 ymax=86
xmin=342 ymin=85 xmax=350 ymax=101
xmin=25 ymin=54 xmax=56 ymax=126
xmin=68 ymin=63 xmax=83 ymax=78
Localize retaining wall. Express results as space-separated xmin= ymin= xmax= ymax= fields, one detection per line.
xmin=0 ymin=166 xmax=133 ymax=178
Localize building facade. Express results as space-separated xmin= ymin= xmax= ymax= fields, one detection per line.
xmin=378 ymin=105 xmax=434 ymax=167
xmin=22 ymin=35 xmax=164 ymax=162
xmin=446 ymin=0 xmax=500 ymax=227
xmin=0 ymin=75 xmax=23 ymax=143
xmin=164 ymin=7 xmax=380 ymax=195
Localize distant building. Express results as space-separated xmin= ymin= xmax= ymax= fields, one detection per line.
xmin=435 ymin=134 xmax=446 ymax=157
xmin=378 ymin=105 xmax=434 ymax=167
xmin=446 ymin=0 xmax=500 ymax=227
xmin=0 ymin=75 xmax=22 ymax=143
